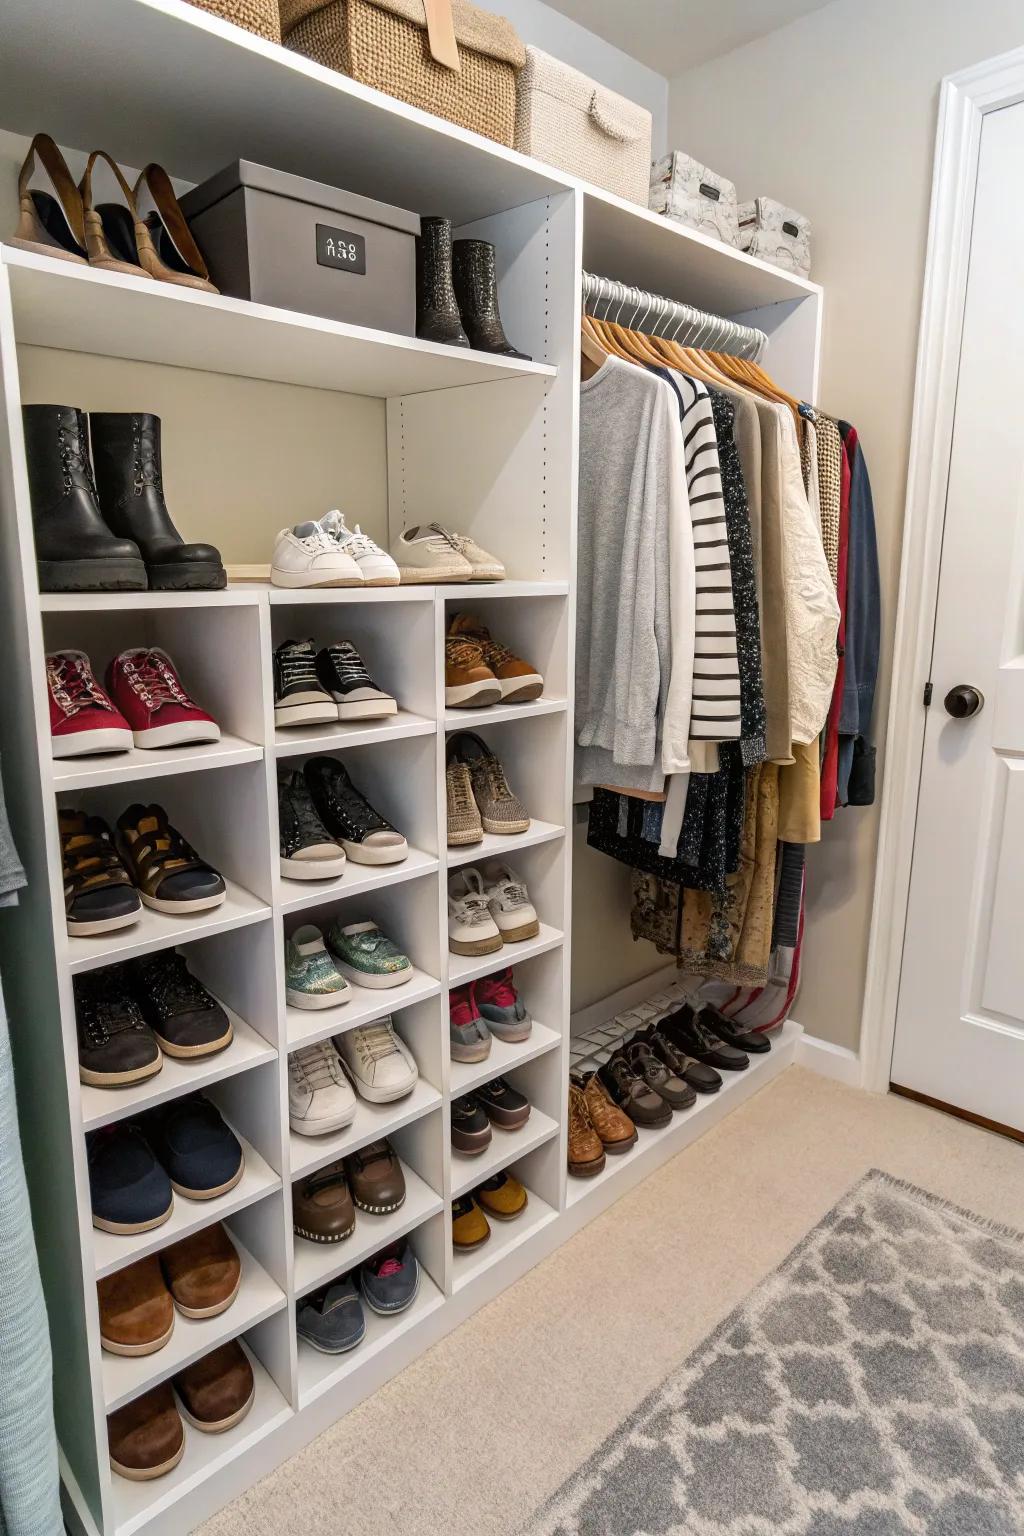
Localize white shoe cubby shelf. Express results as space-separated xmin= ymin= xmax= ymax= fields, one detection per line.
xmin=0 ymin=4 xmax=816 ymax=1533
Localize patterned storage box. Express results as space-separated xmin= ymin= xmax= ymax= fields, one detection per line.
xmin=649 ymin=152 xmax=740 ymax=247
xmin=738 ymin=198 xmax=812 ymax=277
xmin=515 ymin=47 xmax=652 ymax=205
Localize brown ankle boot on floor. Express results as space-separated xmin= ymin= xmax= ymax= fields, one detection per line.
xmin=568 ymin=1081 xmax=605 ymax=1178
xmin=580 ymin=1070 xmax=638 ymax=1153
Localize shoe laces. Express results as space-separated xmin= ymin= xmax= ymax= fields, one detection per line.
xmin=278 ymin=640 xmax=320 ymax=690
xmin=131 ymin=420 xmax=161 ymax=494
xmin=424 ymin=522 xmax=461 ymax=553
xmin=354 ymin=1020 xmax=399 ymax=1062
xmin=119 ymin=649 xmax=192 ymax=711
xmin=446 ymin=761 xmax=476 ymax=815
xmin=321 ymin=768 xmax=390 ymax=834
xmin=280 ymin=772 xmax=332 ymax=845
xmin=491 ymin=873 xmax=529 ymax=909
xmin=47 ymin=653 xmax=114 ymax=718
xmin=446 ymin=636 xmax=486 ymax=671
xmin=450 ymin=891 xmax=494 ymax=928
xmin=568 ymin=1083 xmax=593 ymax=1136
xmin=56 ymin=415 xmax=96 ymax=493
xmin=293 ymin=1041 xmax=345 ymax=1090
xmin=75 ymin=973 xmax=144 ymax=1045
xmin=473 ymin=755 xmax=516 ymax=805
xmin=452 ymin=618 xmax=514 ymax=667
xmin=132 ymin=951 xmax=214 ymax=1021
xmin=323 ymin=643 xmax=372 ymax=687
xmin=334 ymin=523 xmax=384 ymax=560
xmin=296 ymin=524 xmax=340 ymax=557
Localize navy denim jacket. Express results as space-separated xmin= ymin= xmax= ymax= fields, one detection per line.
xmin=837 ymin=424 xmax=881 ymax=804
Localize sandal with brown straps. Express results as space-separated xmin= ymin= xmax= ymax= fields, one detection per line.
xmin=116 ymin=804 xmax=226 ymax=914
xmin=60 ymin=809 xmax=142 ymax=936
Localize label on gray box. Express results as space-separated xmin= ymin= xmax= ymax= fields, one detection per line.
xmin=316 ymin=224 xmax=367 ymax=274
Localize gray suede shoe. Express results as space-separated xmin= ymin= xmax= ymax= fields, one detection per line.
xmin=359 ymin=1240 xmax=420 ymax=1315
xmin=296 ymin=1277 xmax=365 ymax=1354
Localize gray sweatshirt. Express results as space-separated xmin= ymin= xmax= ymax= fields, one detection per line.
xmin=575 ymin=358 xmax=695 ymax=789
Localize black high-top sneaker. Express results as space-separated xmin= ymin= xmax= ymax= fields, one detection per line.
xmin=126 ymin=948 xmax=233 ymax=1059
xmin=74 ymin=964 xmax=161 ymax=1086
xmin=273 ymin=638 xmax=337 ymax=729
xmin=303 ymin=757 xmax=408 ymax=865
xmin=316 ymin=642 xmax=397 ymax=721
xmin=660 ymin=1003 xmax=750 ymax=1072
xmin=278 ymin=768 xmax=346 ymax=881
xmin=89 ymin=412 xmax=226 ymax=590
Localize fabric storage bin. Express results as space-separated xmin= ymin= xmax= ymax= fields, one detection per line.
xmin=280 ymin=0 xmax=525 ymax=147
xmin=738 ymin=198 xmax=812 ymax=276
xmin=186 ymin=0 xmax=281 ymax=42
xmin=178 ymin=160 xmax=420 ymax=333
xmin=649 ymin=152 xmax=741 ymax=248
xmin=515 ymin=47 xmax=652 ymax=205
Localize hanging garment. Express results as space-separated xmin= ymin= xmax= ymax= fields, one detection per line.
xmin=698 ymin=856 xmax=806 ymax=1032
xmin=0 ymin=758 xmax=25 ymax=910
xmin=814 ymin=413 xmax=844 ymax=590
xmin=709 ymin=390 xmax=767 ymax=764
xmin=575 ymin=358 xmax=695 ymax=790
xmin=819 ymin=429 xmax=851 ymax=822
xmin=776 ymin=406 xmax=839 ymax=745
xmin=837 ymin=423 xmax=881 ymax=805
xmin=677 ymin=764 xmax=764 ymax=970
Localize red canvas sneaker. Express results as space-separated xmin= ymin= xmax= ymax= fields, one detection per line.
xmin=47 ymin=650 xmax=132 ymax=758
xmin=108 ymin=648 xmax=220 ymax=749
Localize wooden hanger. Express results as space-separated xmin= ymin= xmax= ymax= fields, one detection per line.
xmin=580 ymin=315 xmax=607 ymax=379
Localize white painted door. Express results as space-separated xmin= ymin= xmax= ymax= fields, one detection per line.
xmin=891 ymin=102 xmax=1024 ymax=1133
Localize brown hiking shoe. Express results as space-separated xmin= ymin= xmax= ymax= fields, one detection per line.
xmin=445 ymin=634 xmax=501 ymax=709
xmin=568 ymin=1082 xmax=605 ymax=1178
xmin=580 ymin=1070 xmax=638 ymax=1153
xmin=448 ymin=612 xmax=544 ymax=703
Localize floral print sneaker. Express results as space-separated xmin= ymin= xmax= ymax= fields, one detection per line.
xmin=285 ymin=925 xmax=352 ymax=1011
xmin=327 ymin=920 xmax=413 ymax=991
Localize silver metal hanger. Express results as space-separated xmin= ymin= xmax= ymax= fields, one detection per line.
xmin=582 ymin=269 xmax=767 ymax=361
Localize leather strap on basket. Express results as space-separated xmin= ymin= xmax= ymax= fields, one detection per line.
xmin=424 ymin=0 xmax=460 ymax=71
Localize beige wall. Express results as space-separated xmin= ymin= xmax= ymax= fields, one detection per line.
xmin=667 ymin=0 xmax=1024 ymax=1051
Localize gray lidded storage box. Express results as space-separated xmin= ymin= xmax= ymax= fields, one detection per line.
xmin=178 ymin=160 xmax=421 ymax=335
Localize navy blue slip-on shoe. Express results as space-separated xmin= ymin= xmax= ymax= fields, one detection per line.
xmin=359 ymin=1239 xmax=420 ymax=1316
xmin=296 ymin=1277 xmax=366 ymax=1354
xmin=87 ymin=1123 xmax=173 ymax=1235
xmin=146 ymin=1093 xmax=244 ymax=1201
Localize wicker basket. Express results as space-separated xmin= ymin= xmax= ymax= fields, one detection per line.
xmin=187 ymin=0 xmax=281 ymax=43
xmin=281 ymin=0 xmax=525 ymax=147
xmin=514 ymin=47 xmax=652 ymax=204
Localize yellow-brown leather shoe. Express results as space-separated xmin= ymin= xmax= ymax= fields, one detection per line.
xmin=580 ymin=1070 xmax=638 ymax=1154
xmin=474 ymin=1170 xmax=527 ymax=1220
xmin=568 ymin=1082 xmax=606 ymax=1178
xmin=452 ymin=1194 xmax=490 ymax=1250
xmin=448 ymin=613 xmax=544 ymax=703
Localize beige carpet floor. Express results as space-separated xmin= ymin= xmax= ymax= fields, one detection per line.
xmin=198 ymin=1067 xmax=1024 ymax=1536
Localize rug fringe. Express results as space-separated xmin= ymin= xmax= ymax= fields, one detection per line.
xmin=867 ymin=1168 xmax=1024 ymax=1245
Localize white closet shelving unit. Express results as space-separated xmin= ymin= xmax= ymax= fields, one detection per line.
xmin=0 ymin=5 xmax=819 ymax=1533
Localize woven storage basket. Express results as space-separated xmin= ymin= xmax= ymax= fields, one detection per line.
xmin=281 ymin=0 xmax=525 ymax=147
xmin=514 ymin=47 xmax=651 ymax=204
xmin=187 ymin=0 xmax=281 ymax=43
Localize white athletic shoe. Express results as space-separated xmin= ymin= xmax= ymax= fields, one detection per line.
xmin=334 ymin=1018 xmax=419 ymax=1103
xmin=392 ymin=524 xmax=474 ymax=583
xmin=288 ymin=1040 xmax=357 ymax=1135
xmin=271 ymin=522 xmax=363 ymax=588
xmin=447 ymin=868 xmax=503 ymax=956
xmin=481 ymin=862 xmax=540 ymax=943
xmin=319 ymin=512 xmax=400 ymax=586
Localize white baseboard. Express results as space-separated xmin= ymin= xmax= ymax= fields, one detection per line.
xmin=795 ymin=1026 xmax=862 ymax=1087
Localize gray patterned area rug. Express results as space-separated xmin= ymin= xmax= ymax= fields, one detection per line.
xmin=522 ymin=1170 xmax=1024 ymax=1536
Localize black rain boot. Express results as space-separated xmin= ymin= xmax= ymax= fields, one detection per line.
xmin=90 ymin=413 xmax=226 ymax=591
xmin=416 ymin=217 xmax=470 ymax=348
xmin=22 ymin=404 xmax=146 ymax=592
xmin=452 ymin=239 xmax=530 ymax=359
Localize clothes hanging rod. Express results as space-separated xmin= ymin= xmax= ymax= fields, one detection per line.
xmin=582 ymin=271 xmax=768 ymax=362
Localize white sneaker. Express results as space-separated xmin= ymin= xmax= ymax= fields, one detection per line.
xmin=288 ymin=1040 xmax=357 ymax=1135
xmin=271 ymin=522 xmax=363 ymax=589
xmin=447 ymin=530 xmax=505 ymax=582
xmin=319 ymin=512 xmax=400 ymax=587
xmin=481 ymin=861 xmax=540 ymax=942
xmin=392 ymin=524 xmax=474 ymax=583
xmin=447 ymin=868 xmax=503 ymax=956
xmin=334 ymin=1018 xmax=418 ymax=1103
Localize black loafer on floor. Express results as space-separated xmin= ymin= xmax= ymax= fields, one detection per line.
xmin=660 ymin=1005 xmax=749 ymax=1072
xmin=698 ymin=1004 xmax=772 ymax=1054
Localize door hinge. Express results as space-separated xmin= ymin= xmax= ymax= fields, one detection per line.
xmin=923 ymin=681 xmax=933 ymax=706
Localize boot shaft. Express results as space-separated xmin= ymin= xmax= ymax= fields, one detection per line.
xmin=415 ymin=216 xmax=469 ymax=348
xmin=90 ymin=411 xmax=175 ymax=545
xmin=452 ymin=239 xmax=529 ymax=359
xmin=23 ymin=403 xmax=96 ymax=506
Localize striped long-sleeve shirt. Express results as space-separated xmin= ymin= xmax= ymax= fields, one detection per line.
xmin=653 ymin=369 xmax=741 ymax=759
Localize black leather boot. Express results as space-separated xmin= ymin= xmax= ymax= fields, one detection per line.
xmin=90 ymin=413 xmax=226 ymax=590
xmin=452 ymin=239 xmax=530 ymax=359
xmin=22 ymin=404 xmax=146 ymax=592
xmin=415 ymin=217 xmax=469 ymax=348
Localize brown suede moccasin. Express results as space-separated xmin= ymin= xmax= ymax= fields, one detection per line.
xmin=174 ymin=1340 xmax=254 ymax=1434
xmin=160 ymin=1221 xmax=241 ymax=1319
xmin=107 ymin=1382 xmax=185 ymax=1481
xmin=98 ymin=1254 xmax=175 ymax=1357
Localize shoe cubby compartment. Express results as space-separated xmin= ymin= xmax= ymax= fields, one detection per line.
xmin=450 ymin=1056 xmax=560 ymax=1201
xmin=59 ymin=760 xmax=274 ymax=972
xmin=293 ymin=1108 xmax=444 ymax=1296
xmin=442 ymin=592 xmax=569 ymax=730
xmin=288 ymin=997 xmax=444 ymax=1179
xmin=448 ymin=836 xmax=566 ymax=989
xmin=451 ymin=1149 xmax=560 ymax=1293
xmin=100 ymin=1204 xmax=289 ymax=1414
xmin=445 ymin=709 xmax=569 ymax=838
xmin=449 ymin=946 xmax=564 ymax=1098
xmin=43 ymin=592 xmax=267 ymax=792
xmin=269 ymin=592 xmax=437 ymax=755
xmin=296 ymin=1209 xmax=447 ymax=1408
xmin=110 ymin=1324 xmax=293 ymax=1536
xmin=276 ymin=733 xmax=439 ymax=914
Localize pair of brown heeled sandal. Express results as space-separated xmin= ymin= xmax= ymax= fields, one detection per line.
xmin=11 ymin=132 xmax=217 ymax=294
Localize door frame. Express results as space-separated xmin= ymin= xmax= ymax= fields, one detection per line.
xmin=860 ymin=45 xmax=1024 ymax=1094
